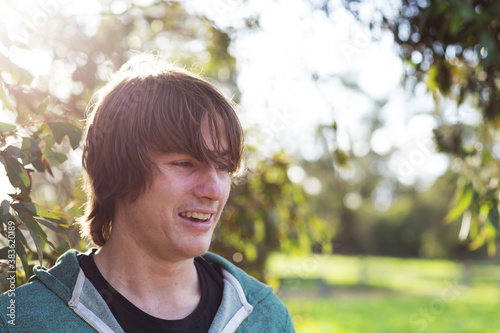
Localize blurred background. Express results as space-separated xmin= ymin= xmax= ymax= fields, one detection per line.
xmin=0 ymin=0 xmax=499 ymax=331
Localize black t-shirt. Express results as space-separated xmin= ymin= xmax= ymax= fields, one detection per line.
xmin=77 ymin=250 xmax=223 ymax=333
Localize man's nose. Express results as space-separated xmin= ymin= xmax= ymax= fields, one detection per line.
xmin=193 ymin=165 xmax=225 ymax=200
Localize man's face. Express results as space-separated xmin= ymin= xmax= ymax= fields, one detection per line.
xmin=114 ymin=118 xmax=231 ymax=262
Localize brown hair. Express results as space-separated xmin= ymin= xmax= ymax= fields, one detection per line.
xmin=78 ymin=55 xmax=244 ymax=246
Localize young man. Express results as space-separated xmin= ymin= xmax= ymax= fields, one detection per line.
xmin=0 ymin=55 xmax=295 ymax=332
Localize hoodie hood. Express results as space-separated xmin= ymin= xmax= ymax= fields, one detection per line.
xmin=30 ymin=249 xmax=82 ymax=303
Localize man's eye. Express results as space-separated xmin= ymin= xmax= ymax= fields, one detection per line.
xmin=172 ymin=161 xmax=193 ymax=168
xmin=216 ymin=164 xmax=229 ymax=171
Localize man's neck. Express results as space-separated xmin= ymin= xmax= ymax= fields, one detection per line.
xmin=92 ymin=235 xmax=202 ymax=320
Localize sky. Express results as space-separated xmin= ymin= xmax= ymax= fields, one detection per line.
xmin=0 ymin=0 xmax=481 ymax=199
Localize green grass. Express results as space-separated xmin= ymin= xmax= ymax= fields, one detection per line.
xmin=284 ymin=297 xmax=500 ymax=333
xmin=266 ymin=254 xmax=500 ymax=332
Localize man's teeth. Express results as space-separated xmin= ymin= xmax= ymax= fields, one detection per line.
xmin=180 ymin=212 xmax=211 ymax=220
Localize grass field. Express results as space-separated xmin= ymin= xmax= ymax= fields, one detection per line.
xmin=266 ymin=254 xmax=500 ymax=333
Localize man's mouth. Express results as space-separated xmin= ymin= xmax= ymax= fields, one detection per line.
xmin=179 ymin=212 xmax=212 ymax=222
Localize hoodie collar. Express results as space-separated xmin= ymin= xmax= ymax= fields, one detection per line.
xmin=202 ymin=252 xmax=273 ymax=306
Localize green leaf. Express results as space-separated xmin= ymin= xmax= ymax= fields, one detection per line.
xmin=0 ymin=122 xmax=16 ymax=134
xmin=0 ymin=211 xmax=11 ymax=225
xmin=5 ymin=146 xmax=21 ymax=158
xmin=0 ymin=152 xmax=30 ymax=192
xmin=15 ymin=202 xmax=65 ymax=223
xmin=36 ymin=218 xmax=71 ymax=245
xmin=36 ymin=97 xmax=50 ymax=116
xmin=15 ymin=226 xmax=30 ymax=251
xmin=31 ymin=157 xmax=46 ymax=172
xmin=35 ymin=217 xmax=61 ymax=232
xmin=42 ymin=134 xmax=56 ymax=148
xmin=28 ymin=228 xmax=44 ymax=266
xmin=445 ymin=183 xmax=474 ymax=223
xmin=48 ymin=122 xmax=82 ymax=150
xmin=50 ymin=210 xmax=70 ymax=219
xmin=44 ymin=146 xmax=68 ymax=166
xmin=12 ymin=202 xmax=68 ymax=225
xmin=15 ymin=232 xmax=29 ymax=275
xmin=1 ymin=199 xmax=9 ymax=215
xmin=478 ymin=202 xmax=492 ymax=222
xmin=20 ymin=137 xmax=41 ymax=165
xmin=21 ymin=137 xmax=41 ymax=154
xmin=34 ymin=203 xmax=62 ymax=221
xmin=22 ymin=217 xmax=56 ymax=251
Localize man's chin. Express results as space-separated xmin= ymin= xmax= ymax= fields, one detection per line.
xmin=183 ymin=241 xmax=212 ymax=258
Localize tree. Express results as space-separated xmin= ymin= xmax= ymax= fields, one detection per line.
xmin=343 ymin=0 xmax=500 ymax=257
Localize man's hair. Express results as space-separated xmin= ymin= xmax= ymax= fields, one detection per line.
xmin=78 ymin=54 xmax=244 ymax=246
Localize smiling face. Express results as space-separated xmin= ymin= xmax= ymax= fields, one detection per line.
xmin=112 ymin=118 xmax=231 ymax=262
xmin=80 ymin=58 xmax=244 ymax=248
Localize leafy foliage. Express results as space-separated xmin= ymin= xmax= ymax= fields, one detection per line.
xmin=344 ymin=0 xmax=500 ymax=256
xmin=0 ymin=101 xmax=81 ymax=280
xmin=0 ymin=45 xmax=82 ymax=279
xmin=212 ymin=150 xmax=333 ymax=281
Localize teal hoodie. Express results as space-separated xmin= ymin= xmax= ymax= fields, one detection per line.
xmin=0 ymin=249 xmax=295 ymax=332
